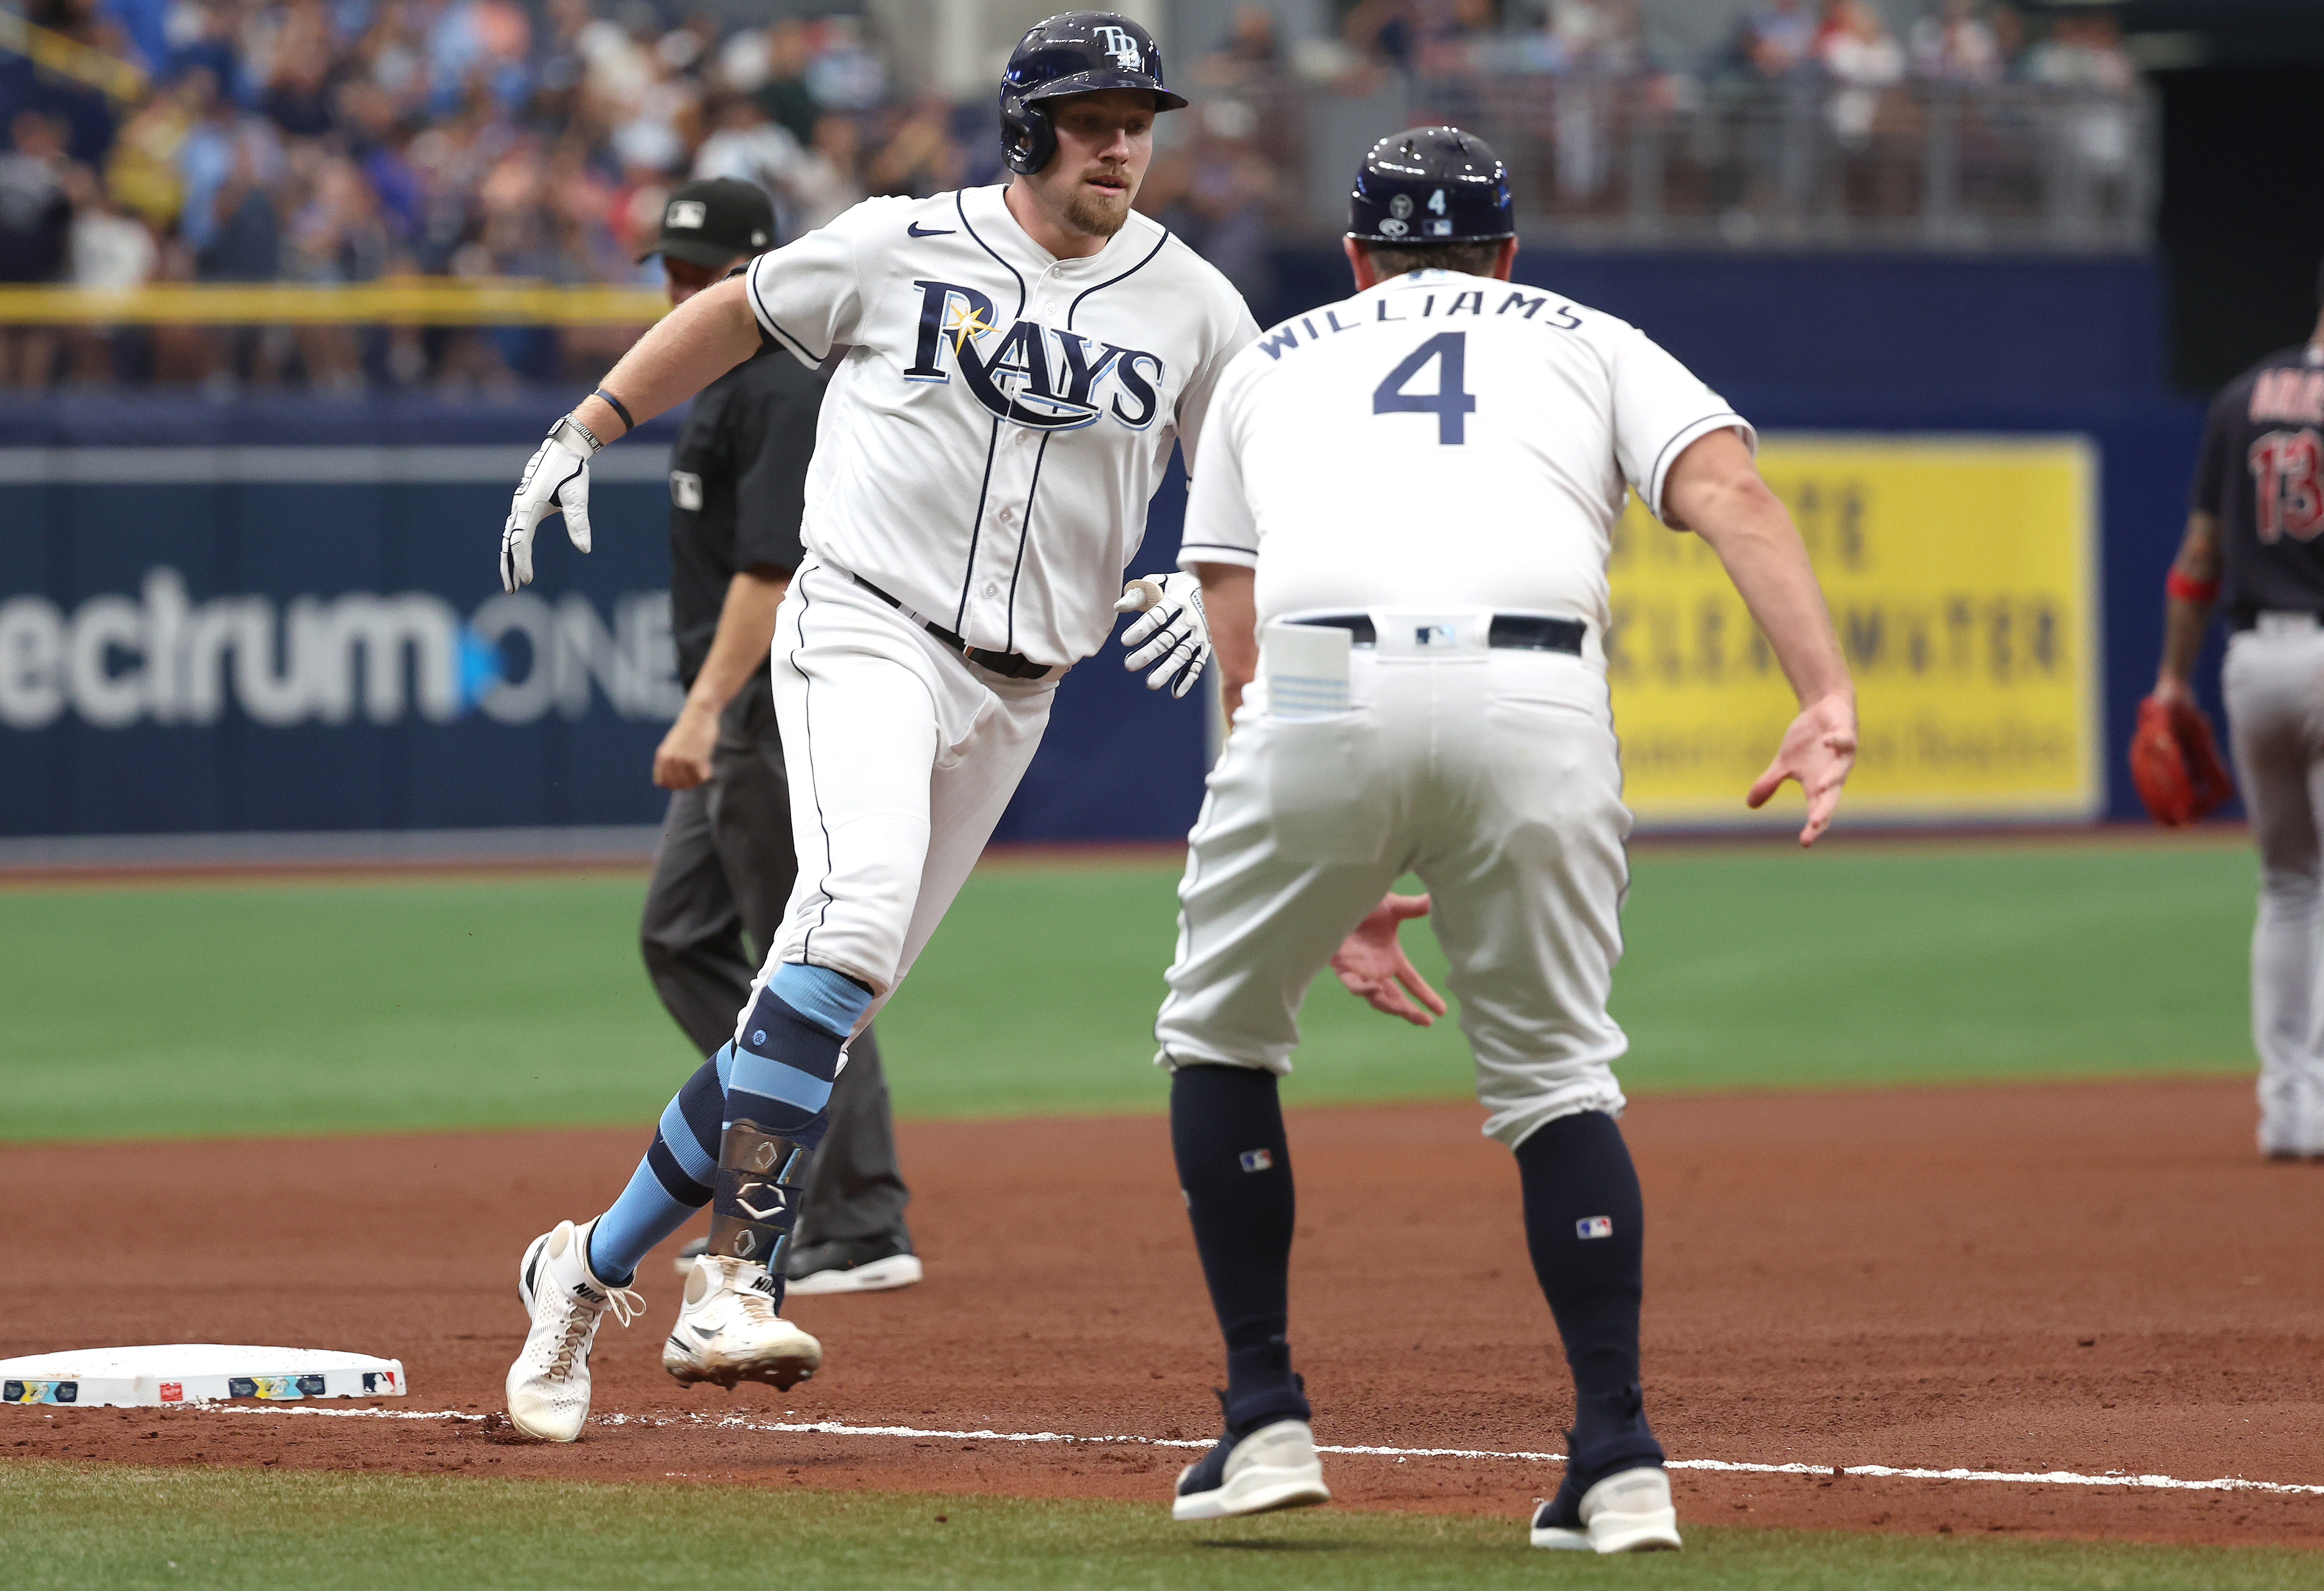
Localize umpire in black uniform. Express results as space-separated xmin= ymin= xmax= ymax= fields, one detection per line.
xmin=638 ymin=178 xmax=920 ymax=1292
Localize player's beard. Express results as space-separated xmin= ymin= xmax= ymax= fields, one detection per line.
xmin=1063 ymin=172 xmax=1134 ymax=239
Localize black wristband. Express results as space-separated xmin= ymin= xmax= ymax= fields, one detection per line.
xmin=592 ymin=388 xmax=636 ymax=434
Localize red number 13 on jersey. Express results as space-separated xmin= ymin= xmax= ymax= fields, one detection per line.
xmin=2250 ymin=428 xmax=2324 ymax=542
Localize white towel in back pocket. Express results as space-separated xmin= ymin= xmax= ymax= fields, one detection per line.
xmin=1261 ymin=622 xmax=1352 ymax=719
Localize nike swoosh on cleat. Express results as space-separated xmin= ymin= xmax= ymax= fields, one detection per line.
xmin=907 ymin=223 xmax=955 ymax=237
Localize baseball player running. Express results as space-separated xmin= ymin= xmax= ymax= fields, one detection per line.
xmin=494 ymin=11 xmax=1258 ymax=1443
xmin=633 ymin=177 xmax=919 ymax=1294
xmin=2144 ymin=261 xmax=2324 ymax=1160
xmin=1151 ymin=129 xmax=1856 ymax=1550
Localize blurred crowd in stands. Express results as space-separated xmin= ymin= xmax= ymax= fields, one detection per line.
xmin=0 ymin=0 xmax=2142 ymax=390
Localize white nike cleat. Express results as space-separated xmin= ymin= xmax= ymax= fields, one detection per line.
xmin=505 ymin=1218 xmax=643 ymax=1443
xmin=1530 ymin=1465 xmax=1683 ymax=1553
xmin=662 ymin=1253 xmax=823 ymax=1391
xmin=1171 ymin=1419 xmax=1332 ymax=1521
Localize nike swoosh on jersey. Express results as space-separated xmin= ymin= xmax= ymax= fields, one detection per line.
xmin=907 ymin=222 xmax=956 ymax=237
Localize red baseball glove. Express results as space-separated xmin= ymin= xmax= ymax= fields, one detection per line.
xmin=2129 ymin=694 xmax=2234 ymax=826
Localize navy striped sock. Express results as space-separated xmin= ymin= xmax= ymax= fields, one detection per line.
xmin=587 ymin=1049 xmax=727 ymax=1284
xmin=722 ymin=968 xmax=869 ymax=1138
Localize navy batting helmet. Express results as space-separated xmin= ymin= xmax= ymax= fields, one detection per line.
xmin=1347 ymin=127 xmax=1514 ymax=246
xmin=1000 ymin=11 xmax=1186 ymax=177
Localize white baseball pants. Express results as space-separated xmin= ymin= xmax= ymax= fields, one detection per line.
xmin=1154 ymin=619 xmax=1632 ymax=1148
xmin=2223 ymin=615 xmax=2324 ymax=1155
xmin=755 ymin=557 xmax=1057 ymax=1025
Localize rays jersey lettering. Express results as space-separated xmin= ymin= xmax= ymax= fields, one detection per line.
xmin=739 ymin=186 xmax=1258 ymax=664
xmin=902 ymin=279 xmax=1164 ymax=431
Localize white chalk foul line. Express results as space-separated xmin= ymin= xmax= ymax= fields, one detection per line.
xmin=184 ymin=1405 xmax=2324 ymax=1499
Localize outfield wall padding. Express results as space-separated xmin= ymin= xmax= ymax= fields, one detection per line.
xmin=0 ymin=315 xmax=2212 ymax=842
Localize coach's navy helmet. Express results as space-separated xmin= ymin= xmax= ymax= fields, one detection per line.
xmin=1000 ymin=11 xmax=1186 ymax=176
xmin=1347 ymin=127 xmax=1515 ymax=246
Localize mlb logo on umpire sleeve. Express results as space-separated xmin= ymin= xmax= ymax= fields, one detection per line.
xmin=670 ymin=470 xmax=703 ymax=510
xmin=1576 ymin=1216 xmax=1614 ymax=1239
xmin=1239 ymin=1148 xmax=1274 ymax=1173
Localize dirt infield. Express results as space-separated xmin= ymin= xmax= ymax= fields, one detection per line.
xmin=6 ymin=1078 xmax=2321 ymax=1548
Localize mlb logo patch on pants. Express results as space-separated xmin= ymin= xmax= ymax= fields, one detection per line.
xmin=1576 ymin=1216 xmax=1614 ymax=1239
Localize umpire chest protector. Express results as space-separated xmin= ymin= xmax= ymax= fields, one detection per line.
xmin=999 ymin=9 xmax=1185 ymax=175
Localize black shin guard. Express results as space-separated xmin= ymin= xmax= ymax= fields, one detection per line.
xmin=707 ymin=1121 xmax=815 ymax=1286
xmin=1171 ymin=1065 xmax=1301 ymax=1412
xmin=1516 ymin=1110 xmax=1661 ymax=1471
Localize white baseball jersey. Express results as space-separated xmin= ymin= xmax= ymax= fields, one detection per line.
xmin=1176 ymin=269 xmax=1751 ymax=634
xmin=744 ymin=185 xmax=1259 ymax=667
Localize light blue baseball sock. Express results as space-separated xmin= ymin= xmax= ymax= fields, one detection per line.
xmin=704 ymin=964 xmax=875 ymax=1284
xmin=585 ymin=1046 xmax=732 ymax=1286
xmin=723 ymin=963 xmax=874 ymax=1135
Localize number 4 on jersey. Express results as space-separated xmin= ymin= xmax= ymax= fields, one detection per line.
xmin=1373 ymin=331 xmax=1476 ymax=445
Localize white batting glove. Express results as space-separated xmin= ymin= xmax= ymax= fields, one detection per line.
xmin=1115 ymin=571 xmax=1211 ymax=700
xmin=500 ymin=415 xmax=600 ymax=592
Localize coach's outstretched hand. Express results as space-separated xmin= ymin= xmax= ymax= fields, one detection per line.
xmin=500 ymin=416 xmax=600 ymax=592
xmin=1332 ymin=893 xmax=1449 ymax=1027
xmin=1748 ymin=693 xmax=1858 ymax=848
xmin=1115 ymin=572 xmax=1212 ymax=699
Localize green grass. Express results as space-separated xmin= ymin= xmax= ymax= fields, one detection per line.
xmin=3 ymin=1462 xmax=2313 ymax=1591
xmin=0 ymin=840 xmax=2258 ymax=1143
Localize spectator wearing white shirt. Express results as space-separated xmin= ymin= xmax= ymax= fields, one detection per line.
xmin=63 ymin=163 xmax=157 ymax=387
xmin=691 ymin=96 xmax=805 ymax=225
xmin=67 ymin=165 xmax=157 ymax=290
xmin=1910 ymin=0 xmax=2003 ymax=86
xmin=1815 ymin=0 xmax=1904 ymax=148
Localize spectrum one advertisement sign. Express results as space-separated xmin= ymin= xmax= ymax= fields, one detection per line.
xmin=0 ymin=445 xmax=1209 ymax=843
xmin=0 ymin=570 xmax=681 ymax=733
xmin=0 ymin=449 xmax=684 ymax=836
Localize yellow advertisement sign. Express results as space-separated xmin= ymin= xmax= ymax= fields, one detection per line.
xmin=1608 ymin=435 xmax=2099 ymax=825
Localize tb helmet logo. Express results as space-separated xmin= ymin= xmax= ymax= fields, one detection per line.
xmin=1093 ymin=24 xmax=1144 ymax=69
xmin=903 ymin=278 xmax=1165 ymax=432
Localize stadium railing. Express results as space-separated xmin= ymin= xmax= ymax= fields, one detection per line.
xmin=1283 ymin=74 xmax=2155 ymax=251
xmin=0 ymin=281 xmax=667 ymax=326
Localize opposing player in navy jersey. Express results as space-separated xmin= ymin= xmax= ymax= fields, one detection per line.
xmin=493 ymin=11 xmax=1258 ymax=1443
xmin=2149 ymin=260 xmax=2324 ymax=1160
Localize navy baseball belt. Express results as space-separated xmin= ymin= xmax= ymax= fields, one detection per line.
xmin=852 ymin=573 xmax=1056 ymax=680
xmin=1290 ymin=613 xmax=1587 ymax=656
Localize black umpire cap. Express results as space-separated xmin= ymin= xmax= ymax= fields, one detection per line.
xmin=637 ymin=177 xmax=774 ymax=267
